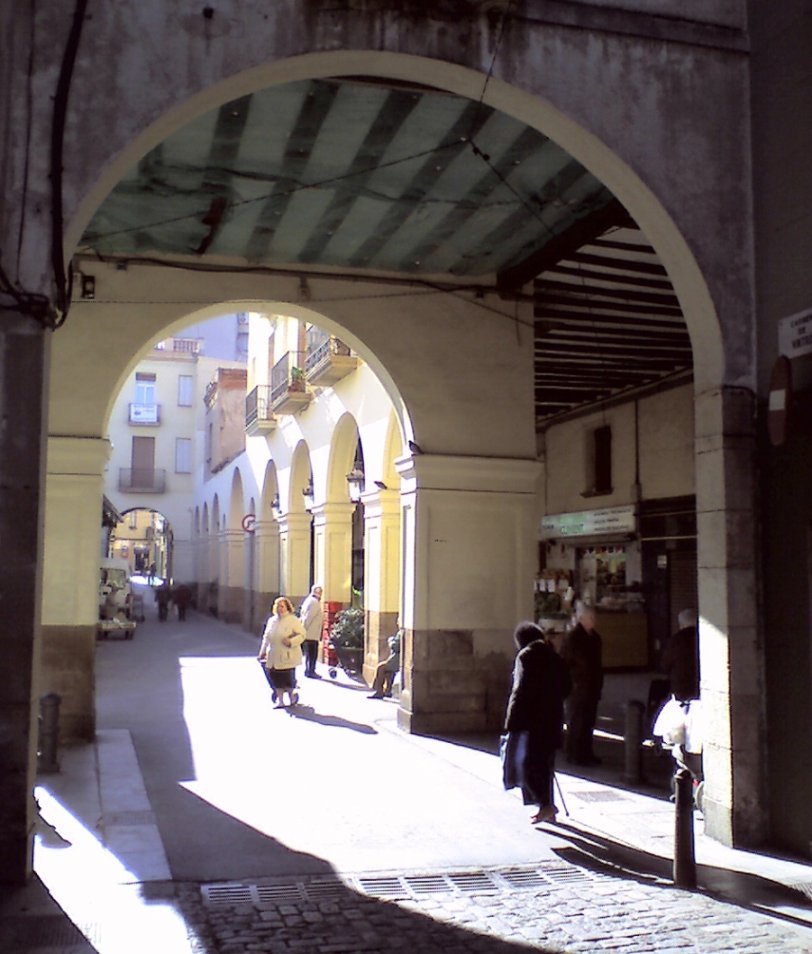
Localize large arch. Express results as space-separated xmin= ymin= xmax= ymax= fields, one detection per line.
xmin=0 ymin=9 xmax=763 ymax=889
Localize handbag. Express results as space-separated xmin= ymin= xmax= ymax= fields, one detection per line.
xmin=500 ymin=730 xmax=529 ymax=791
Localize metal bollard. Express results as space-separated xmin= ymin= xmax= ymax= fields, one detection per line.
xmin=673 ymin=766 xmax=697 ymax=888
xmin=624 ymin=699 xmax=644 ymax=784
xmin=37 ymin=692 xmax=61 ymax=774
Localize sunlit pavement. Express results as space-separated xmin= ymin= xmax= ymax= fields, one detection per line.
xmin=20 ymin=595 xmax=812 ymax=953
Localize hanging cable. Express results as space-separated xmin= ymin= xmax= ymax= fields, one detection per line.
xmin=49 ymin=0 xmax=88 ymax=328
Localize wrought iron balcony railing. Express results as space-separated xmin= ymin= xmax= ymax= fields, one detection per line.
xmin=270 ymin=351 xmax=312 ymax=414
xmin=245 ymin=385 xmax=277 ymax=432
xmin=304 ymin=335 xmax=357 ymax=385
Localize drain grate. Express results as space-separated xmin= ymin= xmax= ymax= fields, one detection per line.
xmin=202 ymin=864 xmax=600 ymax=908
xmin=572 ymin=789 xmax=628 ymax=803
xmin=356 ymin=876 xmax=408 ymax=899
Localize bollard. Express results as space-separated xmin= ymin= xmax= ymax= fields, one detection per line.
xmin=37 ymin=692 xmax=61 ymax=774
xmin=624 ymin=699 xmax=645 ymax=784
xmin=673 ymin=766 xmax=697 ymax=888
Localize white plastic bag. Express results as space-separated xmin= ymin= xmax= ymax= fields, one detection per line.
xmin=652 ymin=696 xmax=687 ymax=745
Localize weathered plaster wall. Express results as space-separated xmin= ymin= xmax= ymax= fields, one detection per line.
xmin=750 ymin=0 xmax=812 ymax=858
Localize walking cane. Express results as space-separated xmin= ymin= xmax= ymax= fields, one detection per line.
xmin=553 ymin=772 xmax=570 ymax=817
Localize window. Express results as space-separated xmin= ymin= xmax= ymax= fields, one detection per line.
xmin=593 ymin=425 xmax=612 ymax=494
xmin=177 ymin=375 xmax=193 ymax=407
xmin=175 ymin=437 xmax=192 ymax=474
xmin=134 ymin=372 xmax=156 ymax=405
xmin=128 ymin=511 xmax=138 ymax=529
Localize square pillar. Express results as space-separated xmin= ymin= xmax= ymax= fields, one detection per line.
xmin=0 ymin=319 xmax=48 ymax=885
xmin=695 ymin=385 xmax=765 ymax=846
xmin=395 ymin=454 xmax=540 ymax=734
xmin=41 ymin=435 xmax=111 ymax=742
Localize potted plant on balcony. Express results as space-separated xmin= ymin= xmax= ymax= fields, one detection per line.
xmin=328 ymin=606 xmax=365 ymax=678
xmin=290 ymin=366 xmax=306 ymax=392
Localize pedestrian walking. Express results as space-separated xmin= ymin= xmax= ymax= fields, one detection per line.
xmin=299 ymin=584 xmax=324 ymax=678
xmin=367 ymin=623 xmax=402 ymax=698
xmin=154 ymin=580 xmax=172 ymax=622
xmin=258 ymin=596 xmax=306 ymax=708
xmin=502 ymin=621 xmax=571 ymax=824
xmin=562 ymin=603 xmax=603 ymax=766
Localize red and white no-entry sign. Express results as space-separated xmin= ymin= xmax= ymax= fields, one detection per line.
xmin=241 ymin=513 xmax=256 ymax=533
xmin=767 ymin=355 xmax=792 ymax=447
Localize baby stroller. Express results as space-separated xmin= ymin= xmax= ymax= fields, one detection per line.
xmin=327 ymin=635 xmax=364 ymax=679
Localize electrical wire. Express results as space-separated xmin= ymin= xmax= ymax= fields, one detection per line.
xmin=49 ymin=0 xmax=88 ymax=328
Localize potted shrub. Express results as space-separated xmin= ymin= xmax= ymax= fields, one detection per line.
xmin=290 ymin=366 xmax=306 ymax=392
xmin=329 ymin=606 xmax=365 ymax=677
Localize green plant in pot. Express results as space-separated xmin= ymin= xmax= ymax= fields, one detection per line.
xmin=330 ymin=606 xmax=364 ymax=649
xmin=329 ymin=606 xmax=365 ymax=677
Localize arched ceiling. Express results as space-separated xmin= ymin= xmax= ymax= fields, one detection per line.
xmin=79 ymin=75 xmax=692 ymax=431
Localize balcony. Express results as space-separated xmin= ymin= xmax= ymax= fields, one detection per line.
xmin=270 ymin=351 xmax=312 ymax=415
xmin=245 ymin=385 xmax=278 ymax=435
xmin=304 ymin=331 xmax=358 ymax=386
xmin=118 ymin=468 xmax=166 ymax=493
xmin=129 ymin=403 xmax=161 ymax=425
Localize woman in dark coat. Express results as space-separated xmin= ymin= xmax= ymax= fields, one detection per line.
xmin=504 ymin=621 xmax=572 ymax=824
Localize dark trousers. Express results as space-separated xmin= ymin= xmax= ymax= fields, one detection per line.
xmin=566 ymin=694 xmax=600 ymax=763
xmin=177 ymin=605 xmax=187 ymax=621
xmin=521 ymin=734 xmax=556 ymax=808
xmin=303 ymin=639 xmax=319 ymax=674
xmin=371 ymin=663 xmax=395 ymax=696
xmin=158 ymin=603 xmax=169 ymax=621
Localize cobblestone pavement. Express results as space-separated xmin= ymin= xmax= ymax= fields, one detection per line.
xmin=173 ymin=863 xmax=812 ymax=954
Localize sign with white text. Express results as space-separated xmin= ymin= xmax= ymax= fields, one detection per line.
xmin=779 ymin=308 xmax=812 ymax=359
xmin=541 ymin=504 xmax=636 ymax=539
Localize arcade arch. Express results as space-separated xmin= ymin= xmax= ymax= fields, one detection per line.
xmin=38 ymin=32 xmax=757 ymax=851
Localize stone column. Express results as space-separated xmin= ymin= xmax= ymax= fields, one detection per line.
xmin=218 ymin=529 xmax=245 ymax=623
xmin=277 ymin=511 xmax=313 ymax=607
xmin=311 ymin=500 xmax=355 ymax=605
xmin=695 ymin=385 xmax=765 ymax=846
xmin=253 ymin=518 xmax=280 ymax=629
xmin=395 ymin=454 xmax=540 ymax=735
xmin=40 ymin=435 xmax=111 ymax=741
xmin=0 ymin=317 xmax=48 ymax=884
xmin=360 ymin=488 xmax=401 ymax=681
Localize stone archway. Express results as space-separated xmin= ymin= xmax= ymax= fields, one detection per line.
xmin=2 ymin=9 xmax=762 ymax=887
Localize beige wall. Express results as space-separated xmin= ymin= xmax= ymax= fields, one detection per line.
xmin=543 ymin=384 xmax=695 ymax=517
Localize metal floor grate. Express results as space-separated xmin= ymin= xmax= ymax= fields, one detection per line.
xmin=571 ymin=789 xmax=628 ymax=803
xmin=201 ymin=863 xmax=600 ymax=908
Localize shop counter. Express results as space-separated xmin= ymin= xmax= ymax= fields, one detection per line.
xmin=595 ymin=609 xmax=648 ymax=669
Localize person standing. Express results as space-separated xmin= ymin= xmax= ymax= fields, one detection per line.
xmin=503 ymin=621 xmax=572 ymax=824
xmin=562 ymin=604 xmax=604 ymax=766
xmin=172 ymin=582 xmax=192 ymax=621
xmin=299 ymin=584 xmax=324 ymax=678
xmin=258 ymin=597 xmax=306 ymax=707
xmin=367 ymin=623 xmax=402 ymax=699
xmin=660 ymin=607 xmax=703 ymax=802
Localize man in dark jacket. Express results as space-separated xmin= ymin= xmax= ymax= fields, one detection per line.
xmin=662 ymin=608 xmax=699 ymax=702
xmin=562 ymin=604 xmax=604 ymax=766
xmin=504 ymin=621 xmax=572 ymax=823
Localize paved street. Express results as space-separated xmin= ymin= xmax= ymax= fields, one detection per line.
xmin=22 ymin=594 xmax=812 ymax=953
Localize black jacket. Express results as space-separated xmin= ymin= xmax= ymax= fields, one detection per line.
xmin=562 ymin=623 xmax=603 ymax=700
xmin=504 ymin=639 xmax=572 ymax=748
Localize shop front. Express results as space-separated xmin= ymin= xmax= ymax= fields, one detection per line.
xmin=540 ymin=504 xmax=648 ymax=669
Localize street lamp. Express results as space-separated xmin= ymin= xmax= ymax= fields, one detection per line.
xmin=302 ymin=477 xmax=315 ymax=511
xmin=346 ymin=466 xmax=365 ymax=502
